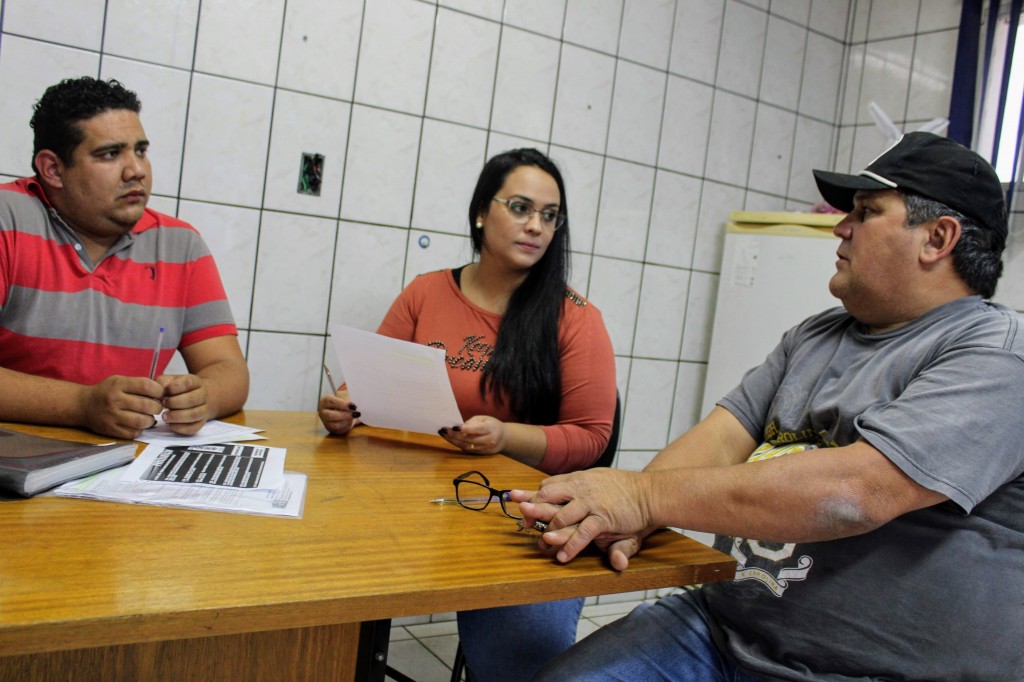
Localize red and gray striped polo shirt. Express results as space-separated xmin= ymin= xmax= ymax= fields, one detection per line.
xmin=0 ymin=177 xmax=237 ymax=385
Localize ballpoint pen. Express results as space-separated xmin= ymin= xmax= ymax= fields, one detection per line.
xmin=430 ymin=496 xmax=549 ymax=531
xmin=322 ymin=363 xmax=339 ymax=394
xmin=148 ymin=326 xmax=165 ymax=380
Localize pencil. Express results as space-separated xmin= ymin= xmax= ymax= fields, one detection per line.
xmin=430 ymin=496 xmax=503 ymax=505
xmin=148 ymin=326 xmax=165 ymax=380
xmin=322 ymin=363 xmax=339 ymax=394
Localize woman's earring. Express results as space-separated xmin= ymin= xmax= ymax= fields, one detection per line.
xmin=475 ymin=221 xmax=484 ymax=229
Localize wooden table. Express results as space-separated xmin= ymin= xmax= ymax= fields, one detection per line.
xmin=0 ymin=410 xmax=734 ymax=681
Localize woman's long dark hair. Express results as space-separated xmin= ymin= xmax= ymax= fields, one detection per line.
xmin=467 ymin=148 xmax=571 ymax=425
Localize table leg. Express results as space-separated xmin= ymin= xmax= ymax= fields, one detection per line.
xmin=356 ymin=618 xmax=392 ymax=681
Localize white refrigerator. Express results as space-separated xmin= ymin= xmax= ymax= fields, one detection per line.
xmin=700 ymin=211 xmax=844 ymax=417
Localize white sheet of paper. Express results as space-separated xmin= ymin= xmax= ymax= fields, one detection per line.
xmin=328 ymin=323 xmax=463 ymax=434
xmin=137 ymin=419 xmax=265 ymax=446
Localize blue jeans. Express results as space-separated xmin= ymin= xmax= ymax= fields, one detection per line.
xmin=531 ymin=590 xmax=760 ymax=682
xmin=457 ymin=597 xmax=584 ymax=682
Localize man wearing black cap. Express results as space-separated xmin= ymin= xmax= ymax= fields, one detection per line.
xmin=513 ymin=132 xmax=1024 ymax=681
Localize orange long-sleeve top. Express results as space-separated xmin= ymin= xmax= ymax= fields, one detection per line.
xmin=376 ymin=269 xmax=616 ymax=475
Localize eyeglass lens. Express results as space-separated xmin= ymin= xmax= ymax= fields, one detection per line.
xmin=494 ymin=197 xmax=564 ymax=229
xmin=454 ymin=471 xmax=522 ymax=518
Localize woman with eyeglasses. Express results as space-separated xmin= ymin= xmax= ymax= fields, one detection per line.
xmin=318 ymin=148 xmax=616 ymax=682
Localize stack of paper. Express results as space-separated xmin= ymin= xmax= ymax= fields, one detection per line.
xmin=53 ymin=440 xmax=305 ymax=518
xmin=137 ymin=419 xmax=265 ymax=446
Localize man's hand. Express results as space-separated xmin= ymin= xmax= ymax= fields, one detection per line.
xmin=155 ymin=374 xmax=210 ymax=435
xmin=80 ymin=375 xmax=165 ymax=439
xmin=511 ymin=469 xmax=660 ymax=571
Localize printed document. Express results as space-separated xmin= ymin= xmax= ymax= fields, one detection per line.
xmin=120 ymin=442 xmax=286 ymax=490
xmin=328 ymin=323 xmax=463 ymax=434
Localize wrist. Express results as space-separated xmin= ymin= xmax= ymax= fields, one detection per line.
xmin=638 ymin=469 xmax=675 ymax=530
xmin=494 ymin=422 xmax=546 ymax=468
xmin=70 ymin=382 xmax=93 ymax=428
xmin=495 ymin=422 xmax=509 ymax=453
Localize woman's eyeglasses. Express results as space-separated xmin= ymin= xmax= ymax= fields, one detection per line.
xmin=492 ymin=197 xmax=565 ymax=230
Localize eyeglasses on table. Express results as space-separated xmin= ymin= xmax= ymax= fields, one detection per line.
xmin=452 ymin=470 xmax=547 ymax=532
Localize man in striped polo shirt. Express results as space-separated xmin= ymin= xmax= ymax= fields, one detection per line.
xmin=0 ymin=77 xmax=248 ymax=440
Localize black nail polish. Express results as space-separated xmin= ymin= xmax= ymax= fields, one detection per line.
xmin=452 ymin=425 xmax=462 ymax=432
xmin=352 ymin=412 xmax=361 ymax=418
xmin=348 ymin=403 xmax=357 ymax=410
xmin=438 ymin=428 xmax=448 ymax=435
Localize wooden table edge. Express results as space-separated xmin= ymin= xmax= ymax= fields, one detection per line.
xmin=0 ymin=553 xmax=734 ymax=656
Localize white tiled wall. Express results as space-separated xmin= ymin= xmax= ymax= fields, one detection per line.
xmin=1 ymin=0 xmax=981 ymax=469
xmin=835 ymin=0 xmax=961 ymax=172
xmin=835 ymin=0 xmax=1024 ymax=314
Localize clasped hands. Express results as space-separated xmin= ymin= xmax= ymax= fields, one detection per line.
xmin=85 ymin=373 xmax=210 ymax=439
xmin=509 ymin=468 xmax=660 ymax=572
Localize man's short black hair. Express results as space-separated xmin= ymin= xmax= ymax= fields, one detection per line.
xmin=29 ymin=77 xmax=142 ymax=174
xmin=902 ymin=192 xmax=1004 ymax=299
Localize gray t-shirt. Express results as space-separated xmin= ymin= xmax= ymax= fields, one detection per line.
xmin=706 ymin=296 xmax=1024 ymax=681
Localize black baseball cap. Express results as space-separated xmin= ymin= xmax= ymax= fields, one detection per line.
xmin=813 ymin=132 xmax=1007 ymax=241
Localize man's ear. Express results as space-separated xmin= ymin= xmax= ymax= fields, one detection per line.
xmin=34 ymin=150 xmax=65 ymax=190
xmin=920 ymin=215 xmax=961 ymax=265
